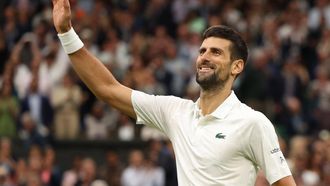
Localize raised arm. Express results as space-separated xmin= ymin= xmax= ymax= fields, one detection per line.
xmin=52 ymin=0 xmax=136 ymax=118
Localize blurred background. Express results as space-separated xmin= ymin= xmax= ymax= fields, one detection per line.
xmin=0 ymin=0 xmax=329 ymax=185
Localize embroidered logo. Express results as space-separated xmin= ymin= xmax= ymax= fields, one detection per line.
xmin=270 ymin=148 xmax=281 ymax=154
xmin=215 ymin=133 xmax=226 ymax=139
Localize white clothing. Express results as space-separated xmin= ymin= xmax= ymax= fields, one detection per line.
xmin=28 ymin=94 xmax=41 ymax=124
xmin=13 ymin=64 xmax=32 ymax=99
xmin=121 ymin=167 xmax=146 ymax=186
xmin=121 ymin=166 xmax=165 ymax=186
xmin=84 ymin=115 xmax=110 ymax=140
xmin=118 ymin=124 xmax=135 ymax=141
xmin=39 ymin=48 xmax=70 ymax=96
xmin=143 ymin=167 xmax=165 ymax=186
xmin=132 ymin=90 xmax=292 ymax=186
xmin=14 ymin=48 xmax=70 ymax=98
xmin=308 ymin=5 xmax=330 ymax=30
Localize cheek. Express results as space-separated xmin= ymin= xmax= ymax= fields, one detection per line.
xmin=217 ymin=63 xmax=232 ymax=76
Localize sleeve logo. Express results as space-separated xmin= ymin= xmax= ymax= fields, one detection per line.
xmin=270 ymin=148 xmax=281 ymax=154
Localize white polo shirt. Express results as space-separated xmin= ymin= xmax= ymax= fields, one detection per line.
xmin=132 ymin=90 xmax=292 ymax=186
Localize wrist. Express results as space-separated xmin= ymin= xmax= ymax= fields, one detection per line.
xmin=57 ymin=26 xmax=71 ymax=34
xmin=57 ymin=27 xmax=84 ymax=54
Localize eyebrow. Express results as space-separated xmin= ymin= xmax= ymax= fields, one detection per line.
xmin=199 ymin=47 xmax=224 ymax=54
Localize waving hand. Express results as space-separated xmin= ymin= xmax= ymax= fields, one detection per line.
xmin=52 ymin=0 xmax=72 ymax=33
xmin=51 ymin=0 xmax=136 ymax=119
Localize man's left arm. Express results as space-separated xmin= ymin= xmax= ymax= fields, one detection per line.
xmin=246 ymin=112 xmax=296 ymax=186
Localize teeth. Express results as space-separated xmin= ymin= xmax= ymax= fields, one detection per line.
xmin=199 ymin=67 xmax=212 ymax=72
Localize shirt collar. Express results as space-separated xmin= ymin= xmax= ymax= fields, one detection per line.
xmin=194 ymin=91 xmax=240 ymax=119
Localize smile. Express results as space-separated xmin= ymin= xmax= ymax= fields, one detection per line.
xmin=198 ymin=63 xmax=216 ymax=73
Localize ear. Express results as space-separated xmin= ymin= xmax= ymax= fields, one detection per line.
xmin=231 ymin=59 xmax=244 ymax=77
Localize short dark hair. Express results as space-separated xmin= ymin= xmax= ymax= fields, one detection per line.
xmin=202 ymin=25 xmax=248 ymax=64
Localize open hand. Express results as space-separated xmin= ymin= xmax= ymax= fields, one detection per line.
xmin=52 ymin=0 xmax=72 ymax=33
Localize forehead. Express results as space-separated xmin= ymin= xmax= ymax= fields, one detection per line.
xmin=200 ymin=37 xmax=232 ymax=51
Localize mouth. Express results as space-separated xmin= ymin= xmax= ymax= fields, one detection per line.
xmin=198 ymin=67 xmax=213 ymax=73
xmin=198 ymin=64 xmax=216 ymax=73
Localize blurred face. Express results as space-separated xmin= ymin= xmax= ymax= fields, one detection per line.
xmin=63 ymin=74 xmax=73 ymax=87
xmin=43 ymin=148 xmax=55 ymax=167
xmin=130 ymin=150 xmax=143 ymax=167
xmin=106 ymin=151 xmax=119 ymax=165
xmin=0 ymin=138 xmax=11 ymax=156
xmin=196 ymin=37 xmax=233 ymax=91
xmin=92 ymin=104 xmax=104 ymax=118
xmin=81 ymin=159 xmax=96 ymax=182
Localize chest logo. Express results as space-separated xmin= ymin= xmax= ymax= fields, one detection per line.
xmin=215 ymin=133 xmax=226 ymax=139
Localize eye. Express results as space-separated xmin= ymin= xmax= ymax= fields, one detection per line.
xmin=212 ymin=49 xmax=222 ymax=56
xmin=199 ymin=48 xmax=206 ymax=55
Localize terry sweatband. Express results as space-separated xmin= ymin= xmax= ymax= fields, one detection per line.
xmin=57 ymin=27 xmax=84 ymax=54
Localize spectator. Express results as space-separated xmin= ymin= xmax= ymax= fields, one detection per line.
xmin=84 ymin=101 xmax=116 ymax=140
xmin=40 ymin=146 xmax=62 ymax=186
xmin=279 ymin=97 xmax=312 ymax=138
xmin=149 ymin=56 xmax=173 ymax=95
xmin=309 ymin=65 xmax=330 ymax=130
xmin=25 ymin=172 xmax=43 ymax=186
xmin=61 ymin=155 xmax=82 ymax=186
xmin=18 ymin=112 xmax=48 ymax=150
xmin=26 ymin=145 xmax=44 ymax=186
xmin=237 ymin=47 xmax=270 ymax=111
xmin=15 ymin=158 xmax=28 ymax=186
xmin=308 ymin=0 xmax=330 ymax=30
xmin=75 ymin=158 xmax=102 ymax=186
xmin=317 ymin=28 xmax=330 ymax=64
xmin=158 ymin=140 xmax=177 ymax=186
xmin=117 ymin=114 xmax=135 ymax=141
xmin=0 ymin=30 xmax=9 ymax=74
xmin=143 ymin=152 xmax=165 ymax=186
xmin=20 ymin=75 xmax=53 ymax=137
xmin=0 ymin=164 xmax=14 ymax=186
xmin=99 ymin=151 xmax=123 ymax=186
xmin=12 ymin=33 xmax=41 ymax=100
xmin=121 ymin=150 xmax=145 ymax=186
xmin=0 ymin=80 xmax=19 ymax=138
xmin=0 ymin=138 xmax=16 ymax=177
xmin=147 ymin=139 xmax=177 ymax=186
xmin=38 ymin=47 xmax=71 ymax=97
xmin=51 ymin=72 xmax=82 ymax=140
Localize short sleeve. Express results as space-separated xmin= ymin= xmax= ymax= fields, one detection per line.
xmin=245 ymin=112 xmax=292 ymax=184
xmin=131 ymin=90 xmax=186 ymax=137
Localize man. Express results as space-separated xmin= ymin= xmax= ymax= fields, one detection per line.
xmin=52 ymin=0 xmax=296 ymax=185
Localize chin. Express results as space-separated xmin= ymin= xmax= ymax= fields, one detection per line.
xmin=196 ymin=73 xmax=214 ymax=83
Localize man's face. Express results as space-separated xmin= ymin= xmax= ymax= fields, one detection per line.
xmin=196 ymin=37 xmax=233 ymax=91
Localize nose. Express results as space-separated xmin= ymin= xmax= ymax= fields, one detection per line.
xmin=199 ymin=50 xmax=211 ymax=62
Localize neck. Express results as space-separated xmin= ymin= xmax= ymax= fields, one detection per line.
xmin=199 ymin=83 xmax=232 ymax=116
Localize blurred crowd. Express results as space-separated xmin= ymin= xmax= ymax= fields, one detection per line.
xmin=0 ymin=0 xmax=330 ymax=185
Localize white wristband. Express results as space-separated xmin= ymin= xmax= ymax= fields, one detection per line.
xmin=57 ymin=27 xmax=84 ymax=54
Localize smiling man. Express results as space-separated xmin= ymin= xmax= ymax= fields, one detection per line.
xmin=196 ymin=37 xmax=234 ymax=92
xmin=52 ymin=0 xmax=296 ymax=185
